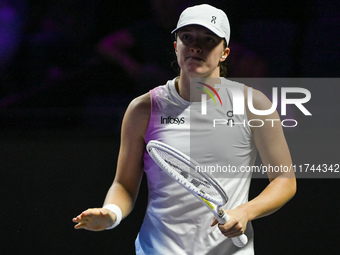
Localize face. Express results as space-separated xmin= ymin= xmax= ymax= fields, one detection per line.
xmin=174 ymin=25 xmax=229 ymax=78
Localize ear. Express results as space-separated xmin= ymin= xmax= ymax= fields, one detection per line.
xmin=174 ymin=41 xmax=178 ymax=53
xmin=220 ymin=47 xmax=230 ymax=62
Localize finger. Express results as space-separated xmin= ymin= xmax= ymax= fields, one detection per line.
xmin=81 ymin=211 xmax=90 ymax=217
xmin=218 ymin=220 xmax=235 ymax=231
xmin=211 ymin=218 xmax=218 ymax=227
xmin=226 ymin=232 xmax=243 ymax=238
xmin=72 ymin=214 xmax=84 ymax=223
xmin=222 ymin=227 xmax=242 ymax=236
xmin=73 ymin=212 xmax=91 ymax=224
xmin=72 ymin=213 xmax=83 ymax=220
xmin=220 ymin=224 xmax=244 ymax=237
xmin=100 ymin=208 xmax=109 ymax=216
xmin=72 ymin=211 xmax=88 ymax=222
xmin=74 ymin=222 xmax=86 ymax=230
xmin=223 ymin=229 xmax=244 ymax=238
xmin=218 ymin=221 xmax=238 ymax=234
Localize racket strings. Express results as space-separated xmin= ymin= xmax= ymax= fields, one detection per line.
xmin=154 ymin=148 xmax=222 ymax=202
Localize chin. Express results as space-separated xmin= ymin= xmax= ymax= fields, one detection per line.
xmin=182 ymin=64 xmax=219 ymax=78
xmin=186 ymin=66 xmax=207 ymax=76
xmin=189 ymin=70 xmax=218 ymax=79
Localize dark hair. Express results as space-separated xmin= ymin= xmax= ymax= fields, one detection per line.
xmin=171 ymin=34 xmax=229 ymax=77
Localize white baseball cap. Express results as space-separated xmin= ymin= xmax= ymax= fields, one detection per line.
xmin=171 ymin=4 xmax=231 ymax=45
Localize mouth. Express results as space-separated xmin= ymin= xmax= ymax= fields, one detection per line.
xmin=187 ymin=56 xmax=204 ymax=61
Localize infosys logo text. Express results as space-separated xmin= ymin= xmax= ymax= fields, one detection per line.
xmin=160 ymin=116 xmax=185 ymax=125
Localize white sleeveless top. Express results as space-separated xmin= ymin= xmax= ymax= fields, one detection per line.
xmin=135 ymin=77 xmax=257 ymax=255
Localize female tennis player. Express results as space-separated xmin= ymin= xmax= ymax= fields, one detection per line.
xmin=73 ymin=4 xmax=296 ymax=254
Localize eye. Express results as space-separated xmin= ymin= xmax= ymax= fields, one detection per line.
xmin=181 ymin=33 xmax=191 ymax=41
xmin=206 ymin=37 xmax=214 ymax=42
xmin=206 ymin=36 xmax=217 ymax=44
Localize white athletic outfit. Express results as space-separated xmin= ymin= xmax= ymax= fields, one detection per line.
xmin=135 ymin=77 xmax=257 ymax=255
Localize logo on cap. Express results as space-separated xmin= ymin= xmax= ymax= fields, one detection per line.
xmin=211 ymin=16 xmax=217 ymax=24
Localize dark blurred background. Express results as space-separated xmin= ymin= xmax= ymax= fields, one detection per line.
xmin=1 ymin=0 xmax=339 ymax=254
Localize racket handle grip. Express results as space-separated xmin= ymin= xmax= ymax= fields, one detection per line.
xmin=219 ymin=212 xmax=248 ymax=248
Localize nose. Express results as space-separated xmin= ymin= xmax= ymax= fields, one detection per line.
xmin=190 ymin=45 xmax=202 ymax=54
xmin=190 ymin=40 xmax=202 ymax=54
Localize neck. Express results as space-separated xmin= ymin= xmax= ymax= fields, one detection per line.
xmin=176 ymin=71 xmax=221 ymax=102
xmin=176 ymin=75 xmax=190 ymax=101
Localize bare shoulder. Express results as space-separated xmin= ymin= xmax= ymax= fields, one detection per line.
xmin=127 ymin=92 xmax=151 ymax=120
xmin=243 ymin=85 xmax=276 ymax=120
xmin=244 ymin=85 xmax=272 ymax=110
xmin=122 ymin=93 xmax=151 ymax=140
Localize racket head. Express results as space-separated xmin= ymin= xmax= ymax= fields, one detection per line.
xmin=146 ymin=140 xmax=228 ymax=206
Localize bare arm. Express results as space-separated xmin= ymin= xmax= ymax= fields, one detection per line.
xmin=213 ymin=87 xmax=296 ymax=237
xmin=240 ymin=87 xmax=296 ymax=220
xmin=73 ymin=93 xmax=151 ymax=231
xmin=103 ymin=93 xmax=151 ymax=216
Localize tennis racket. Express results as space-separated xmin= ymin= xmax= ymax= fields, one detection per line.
xmin=146 ymin=140 xmax=248 ymax=248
